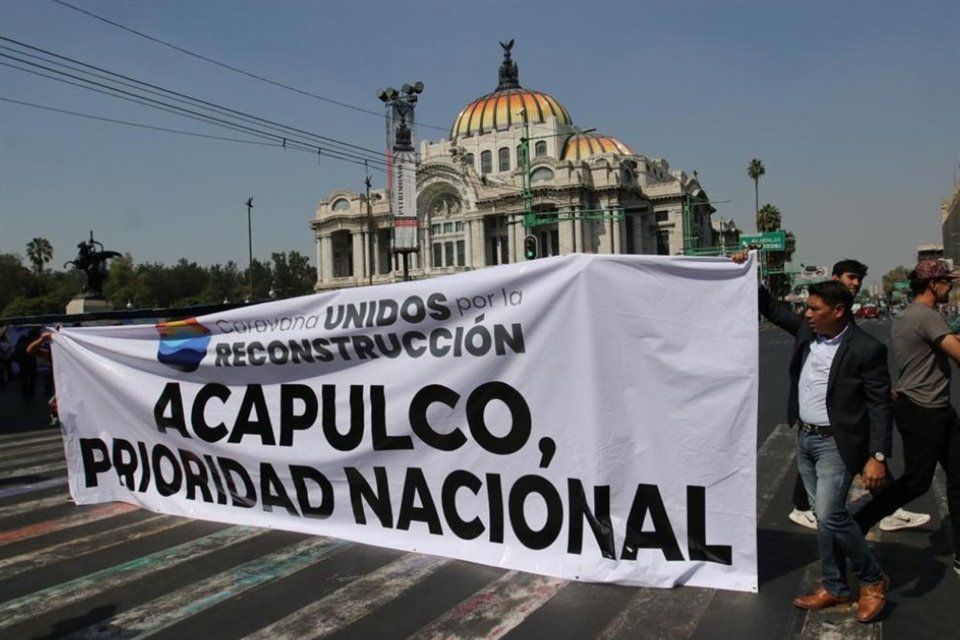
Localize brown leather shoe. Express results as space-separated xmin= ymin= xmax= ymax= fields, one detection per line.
xmin=856 ymin=574 xmax=890 ymax=623
xmin=793 ymin=587 xmax=853 ymax=610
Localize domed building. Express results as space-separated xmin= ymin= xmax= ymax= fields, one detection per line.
xmin=311 ymin=44 xmax=725 ymax=290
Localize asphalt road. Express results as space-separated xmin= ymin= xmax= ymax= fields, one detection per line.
xmin=0 ymin=318 xmax=957 ymax=639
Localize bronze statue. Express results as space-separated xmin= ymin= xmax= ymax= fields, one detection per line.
xmin=64 ymin=231 xmax=121 ymax=298
xmin=498 ymin=39 xmax=519 ymax=90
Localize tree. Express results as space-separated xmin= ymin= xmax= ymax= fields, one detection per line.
xmin=102 ymin=253 xmax=138 ymax=308
xmin=747 ymin=158 xmax=765 ymax=222
xmin=882 ymin=266 xmax=911 ymax=298
xmin=0 ymin=253 xmax=34 ymax=314
xmin=756 ymin=203 xmax=781 ymax=232
xmin=270 ymin=251 xmax=316 ymax=298
xmin=25 ymin=237 xmax=53 ymax=274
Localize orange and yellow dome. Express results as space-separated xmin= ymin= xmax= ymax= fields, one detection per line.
xmin=451 ymin=88 xmax=572 ymax=139
xmin=561 ymin=133 xmax=635 ymax=162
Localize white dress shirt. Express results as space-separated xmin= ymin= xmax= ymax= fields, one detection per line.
xmin=798 ymin=325 xmax=849 ymax=426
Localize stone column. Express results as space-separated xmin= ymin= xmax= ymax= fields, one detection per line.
xmin=507 ymin=216 xmax=517 ymax=263
xmin=314 ymin=234 xmax=323 ymax=286
xmin=612 ymin=214 xmax=622 ymax=254
xmin=559 ymin=207 xmax=575 ymax=254
xmin=572 ymin=206 xmax=581 ymax=253
xmin=321 ymin=235 xmax=333 ymax=284
xmin=464 ymin=220 xmax=473 ymax=267
xmin=352 ymin=231 xmax=364 ymax=281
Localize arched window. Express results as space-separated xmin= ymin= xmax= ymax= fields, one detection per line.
xmin=535 ymin=140 xmax=547 ymax=157
xmin=516 ymin=145 xmax=524 ymax=168
xmin=480 ymin=150 xmax=492 ymax=175
xmin=530 ymin=167 xmax=555 ymax=184
xmin=331 ymin=198 xmax=350 ymax=211
xmin=498 ymin=147 xmax=510 ymax=172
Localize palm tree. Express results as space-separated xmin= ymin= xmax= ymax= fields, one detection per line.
xmin=26 ymin=237 xmax=53 ymax=274
xmin=756 ymin=204 xmax=781 ymax=232
xmin=747 ymin=158 xmax=765 ymax=223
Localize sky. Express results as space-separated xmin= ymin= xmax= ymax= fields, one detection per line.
xmin=0 ymin=0 xmax=957 ymax=290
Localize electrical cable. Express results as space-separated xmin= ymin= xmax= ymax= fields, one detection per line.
xmin=0 ymin=36 xmax=388 ymax=162
xmin=0 ymin=57 xmax=388 ymax=168
xmin=50 ymin=0 xmax=450 ymax=133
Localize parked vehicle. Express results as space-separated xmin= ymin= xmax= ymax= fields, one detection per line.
xmin=855 ymin=304 xmax=879 ymax=319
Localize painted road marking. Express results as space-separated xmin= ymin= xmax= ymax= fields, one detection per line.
xmin=0 ymin=492 xmax=70 ymax=518
xmin=0 ymin=449 xmax=67 ymax=472
xmin=246 ymin=553 xmax=450 ymax=640
xmin=0 ymin=501 xmax=139 ymax=547
xmin=0 ymin=460 xmax=66 ymax=481
xmin=0 ymin=476 xmax=66 ymax=500
xmin=0 ymin=525 xmax=266 ymax=631
xmin=65 ymin=535 xmax=351 ymax=639
xmin=406 ymin=571 xmax=565 ymax=640
xmin=0 ymin=431 xmax=62 ymax=445
xmin=0 ymin=513 xmax=189 ymax=580
xmin=0 ymin=440 xmax=65 ymax=463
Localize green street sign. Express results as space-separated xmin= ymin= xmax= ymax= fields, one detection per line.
xmin=739 ymin=231 xmax=786 ymax=251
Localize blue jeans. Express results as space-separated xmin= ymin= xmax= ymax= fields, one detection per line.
xmin=797 ymin=430 xmax=884 ymax=597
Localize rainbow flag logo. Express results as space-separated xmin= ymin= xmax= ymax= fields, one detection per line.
xmin=156 ymin=318 xmax=212 ymax=372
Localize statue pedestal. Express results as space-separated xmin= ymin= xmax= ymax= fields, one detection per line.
xmin=66 ymin=297 xmax=113 ymax=315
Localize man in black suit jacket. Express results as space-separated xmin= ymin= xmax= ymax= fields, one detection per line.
xmin=762 ymin=280 xmax=893 ymax=623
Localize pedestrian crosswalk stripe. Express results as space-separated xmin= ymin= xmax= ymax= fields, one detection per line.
xmin=0 ymin=513 xmax=189 ymax=580
xmin=0 ymin=476 xmax=66 ymax=500
xmin=0 ymin=449 xmax=66 ymax=473
xmin=0 ymin=431 xmax=61 ymax=445
xmin=245 ymin=553 xmax=449 ymax=640
xmin=65 ymin=535 xmax=351 ymax=639
xmin=0 ymin=441 xmax=65 ymax=463
xmin=0 ymin=501 xmax=138 ymax=547
xmin=0 ymin=492 xmax=70 ymax=518
xmin=406 ymin=570 xmax=565 ymax=640
xmin=0 ymin=525 xmax=265 ymax=631
xmin=0 ymin=460 xmax=66 ymax=481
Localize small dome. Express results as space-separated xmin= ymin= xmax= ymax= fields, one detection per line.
xmin=561 ymin=133 xmax=634 ymax=161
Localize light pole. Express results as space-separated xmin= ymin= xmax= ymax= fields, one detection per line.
xmin=363 ymin=174 xmax=382 ymax=286
xmin=377 ymin=82 xmax=424 ymax=281
xmin=245 ymin=197 xmax=254 ymax=302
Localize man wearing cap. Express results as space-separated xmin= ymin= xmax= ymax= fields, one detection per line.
xmin=854 ymin=259 xmax=960 ymax=578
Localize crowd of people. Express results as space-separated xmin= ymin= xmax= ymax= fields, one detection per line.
xmin=0 ymin=326 xmax=57 ymax=425
xmin=735 ymin=254 xmax=960 ymax=624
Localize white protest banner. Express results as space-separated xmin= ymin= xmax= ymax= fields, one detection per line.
xmin=53 ymin=254 xmax=759 ymax=592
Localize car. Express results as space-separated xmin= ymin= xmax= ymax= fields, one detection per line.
xmin=855 ymin=304 xmax=879 ymax=319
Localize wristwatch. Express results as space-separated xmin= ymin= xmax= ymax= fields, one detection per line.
xmin=873 ymin=452 xmax=886 ymax=462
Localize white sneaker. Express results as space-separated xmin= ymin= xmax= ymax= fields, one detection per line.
xmin=879 ymin=508 xmax=932 ymax=531
xmin=789 ymin=508 xmax=818 ymax=529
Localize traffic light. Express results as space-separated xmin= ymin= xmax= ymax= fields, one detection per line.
xmin=523 ymin=235 xmax=538 ymax=260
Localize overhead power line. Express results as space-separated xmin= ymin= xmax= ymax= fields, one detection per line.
xmin=0 ymin=95 xmax=314 ymax=151
xmin=0 ymin=36 xmax=387 ymax=162
xmin=51 ymin=0 xmax=449 ymax=133
xmin=0 ymin=37 xmax=390 ymax=170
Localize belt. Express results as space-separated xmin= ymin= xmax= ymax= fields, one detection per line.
xmin=797 ymin=421 xmax=833 ymax=437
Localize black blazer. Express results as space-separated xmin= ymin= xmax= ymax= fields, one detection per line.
xmin=759 ymin=287 xmax=893 ymax=474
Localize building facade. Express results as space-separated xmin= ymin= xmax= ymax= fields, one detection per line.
xmin=940 ymin=181 xmax=960 ymax=306
xmin=311 ymin=45 xmax=721 ymax=291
